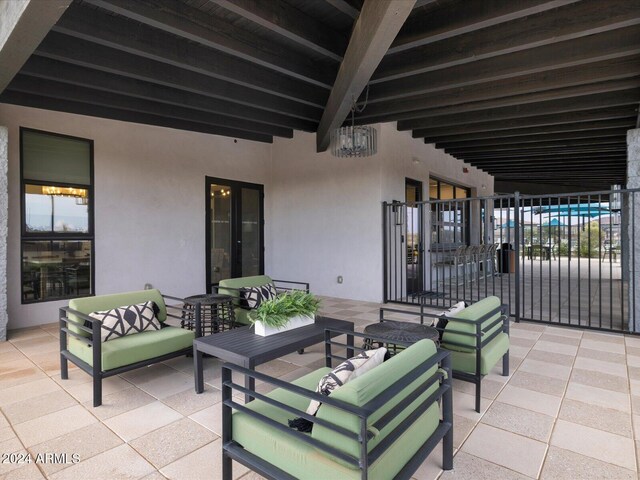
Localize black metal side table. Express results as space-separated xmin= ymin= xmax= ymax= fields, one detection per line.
xmin=182 ymin=294 xmax=235 ymax=336
xmin=363 ymin=321 xmax=439 ymax=355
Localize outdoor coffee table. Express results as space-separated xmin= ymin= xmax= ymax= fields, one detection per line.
xmin=363 ymin=321 xmax=439 ymax=354
xmin=193 ymin=316 xmax=354 ymax=401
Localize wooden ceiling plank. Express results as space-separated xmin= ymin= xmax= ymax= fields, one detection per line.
xmin=211 ymin=0 xmax=348 ymax=61
xmin=316 ymin=0 xmax=415 ymax=152
xmin=390 ymin=0 xmax=578 ymax=54
xmin=0 ymin=90 xmax=274 ymax=143
xmin=367 ymin=25 xmax=640 ymax=103
xmin=399 ymin=89 xmax=640 ymax=131
xmin=8 ymin=74 xmax=294 ymax=138
xmin=53 ymin=4 xmax=328 ymax=107
xmin=412 ymin=106 xmax=639 ymax=138
xmin=0 ymin=0 xmax=71 ymax=93
xmin=325 ymin=0 xmax=360 ymax=20
xmin=423 ymin=119 xmax=637 ymax=144
xmin=35 ymin=32 xmax=323 ymax=122
xmin=357 ymin=56 xmax=640 ymax=122
xmin=20 ymin=56 xmax=317 ymax=131
xmin=435 ymin=129 xmax=629 ymax=149
xmin=83 ymin=0 xmax=336 ymax=88
xmin=379 ymin=0 xmax=640 ymax=82
xmin=445 ymin=138 xmax=627 ymax=155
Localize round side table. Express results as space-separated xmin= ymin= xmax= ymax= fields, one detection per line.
xmin=182 ymin=293 xmax=236 ymax=336
xmin=363 ymin=321 xmax=439 ymax=355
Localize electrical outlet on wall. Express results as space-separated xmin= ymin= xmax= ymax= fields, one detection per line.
xmin=337 ymin=276 xmax=343 ymax=284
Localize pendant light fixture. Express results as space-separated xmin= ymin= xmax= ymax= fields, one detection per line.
xmin=330 ymin=86 xmax=377 ymax=158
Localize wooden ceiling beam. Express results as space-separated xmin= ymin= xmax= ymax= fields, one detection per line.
xmin=460 ymin=149 xmax=627 ymax=160
xmin=20 ymin=57 xmax=317 ymax=132
xmin=356 ymin=56 xmax=640 ymax=123
xmin=379 ymin=0 xmax=640 ymax=82
xmin=367 ymin=25 xmax=640 ymax=103
xmin=83 ymin=0 xmax=336 ymax=88
xmin=316 ymin=0 xmax=415 ymax=152
xmin=412 ymin=106 xmax=639 ymax=138
xmin=53 ymin=4 xmax=328 ymax=107
xmin=211 ymin=0 xmax=347 ymax=61
xmin=397 ymin=85 xmax=640 ymax=130
xmin=35 ymin=32 xmax=323 ymax=122
xmin=0 ymin=90 xmax=273 ymax=143
xmin=473 ymin=159 xmax=627 ymax=168
xmin=390 ymin=0 xmax=577 ymax=54
xmin=0 ymin=0 xmax=71 ymax=93
xmin=435 ymin=129 xmax=629 ymax=149
xmin=424 ymin=119 xmax=637 ymax=144
xmin=7 ymin=75 xmax=293 ymax=138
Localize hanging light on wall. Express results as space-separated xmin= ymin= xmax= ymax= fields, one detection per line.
xmin=331 ymin=86 xmax=377 ymax=158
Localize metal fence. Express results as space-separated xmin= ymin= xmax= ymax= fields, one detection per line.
xmin=382 ymin=188 xmax=638 ymax=333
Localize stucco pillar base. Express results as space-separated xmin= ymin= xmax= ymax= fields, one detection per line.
xmin=627 ymin=129 xmax=640 ymax=333
xmin=0 ymin=127 xmax=7 ymax=341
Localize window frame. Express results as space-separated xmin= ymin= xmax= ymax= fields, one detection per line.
xmin=429 ymin=176 xmax=471 ymax=245
xmin=20 ymin=127 xmax=95 ymax=304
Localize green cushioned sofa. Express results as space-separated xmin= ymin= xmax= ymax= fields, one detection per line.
xmin=59 ymin=289 xmax=199 ymax=407
xmin=220 ymin=329 xmax=453 ymax=480
xmin=380 ymin=296 xmax=509 ymax=413
xmin=217 ymin=275 xmax=309 ymax=326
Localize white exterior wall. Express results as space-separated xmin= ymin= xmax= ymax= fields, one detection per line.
xmin=0 ymin=104 xmax=272 ymax=329
xmin=1 ymin=105 xmax=494 ymax=328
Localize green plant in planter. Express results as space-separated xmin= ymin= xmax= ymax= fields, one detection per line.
xmin=249 ymin=291 xmax=320 ymax=328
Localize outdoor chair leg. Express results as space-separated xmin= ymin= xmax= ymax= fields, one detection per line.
xmin=475 ymin=380 xmax=481 ymax=413
xmin=503 ymin=351 xmax=510 ymax=376
xmin=222 ymin=451 xmax=232 ymax=480
xmin=60 ymin=354 xmax=68 ymax=380
xmin=93 ymin=376 xmax=102 ymax=408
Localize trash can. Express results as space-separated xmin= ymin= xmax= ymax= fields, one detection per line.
xmin=497 ymin=243 xmax=516 ymax=273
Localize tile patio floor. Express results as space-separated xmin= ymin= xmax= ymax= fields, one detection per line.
xmin=1 ymin=296 xmax=640 ymax=479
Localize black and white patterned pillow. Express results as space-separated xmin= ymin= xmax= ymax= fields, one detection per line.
xmin=239 ymin=283 xmax=277 ymax=309
xmin=288 ymin=348 xmax=387 ymax=432
xmin=433 ymin=301 xmax=467 ymax=341
xmin=90 ymin=301 xmax=162 ymax=342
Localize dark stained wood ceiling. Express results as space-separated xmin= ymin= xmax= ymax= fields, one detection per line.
xmin=1 ymin=0 xmax=638 ymax=188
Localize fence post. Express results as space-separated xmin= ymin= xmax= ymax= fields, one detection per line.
xmin=514 ymin=192 xmax=521 ymax=323
xmin=382 ymin=202 xmax=388 ymax=304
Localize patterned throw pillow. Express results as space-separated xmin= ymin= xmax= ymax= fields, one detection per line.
xmin=433 ymin=301 xmax=467 ymax=341
xmin=288 ymin=347 xmax=387 ymax=432
xmin=239 ymin=283 xmax=277 ymax=309
xmin=90 ymin=301 xmax=162 ymax=342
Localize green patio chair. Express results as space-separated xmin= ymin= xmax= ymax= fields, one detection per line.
xmin=220 ymin=329 xmax=453 ymax=480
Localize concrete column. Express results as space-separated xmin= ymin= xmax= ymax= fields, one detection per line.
xmin=0 ymin=127 xmax=7 ymax=341
xmin=626 ymin=129 xmax=640 ymax=332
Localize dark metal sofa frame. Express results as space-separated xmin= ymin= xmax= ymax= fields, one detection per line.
xmin=379 ymin=303 xmax=509 ymax=413
xmin=59 ymin=294 xmax=202 ymax=407
xmin=221 ymin=328 xmax=453 ymax=480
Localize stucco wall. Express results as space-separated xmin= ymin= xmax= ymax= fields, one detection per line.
xmin=0 ymin=126 xmax=7 ymax=340
xmin=0 ymin=104 xmax=272 ymax=329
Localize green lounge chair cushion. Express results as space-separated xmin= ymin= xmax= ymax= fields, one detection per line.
xmin=219 ymin=276 xmax=274 ymax=326
xmin=67 ymin=326 xmax=194 ymax=371
xmin=232 ymin=339 xmax=440 ymax=480
xmin=68 ymin=289 xmax=168 ymax=337
xmin=448 ymin=332 xmax=509 ymax=375
xmin=441 ymin=296 xmax=502 ymax=352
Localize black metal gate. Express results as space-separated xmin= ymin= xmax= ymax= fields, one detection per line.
xmin=383 ymin=188 xmax=638 ymax=333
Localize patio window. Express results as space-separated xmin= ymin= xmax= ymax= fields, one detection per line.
xmin=429 ymin=177 xmax=470 ymax=245
xmin=20 ymin=128 xmax=94 ymax=303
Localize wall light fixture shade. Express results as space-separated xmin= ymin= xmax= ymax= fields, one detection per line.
xmin=331 ymin=125 xmax=377 ymax=158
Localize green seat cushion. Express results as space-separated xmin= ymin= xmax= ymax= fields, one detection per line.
xmin=441 ymin=296 xmax=502 ymax=352
xmin=233 ymin=307 xmax=252 ymax=326
xmin=449 ymin=332 xmax=509 ymax=375
xmin=232 ymin=340 xmax=441 ymax=480
xmin=68 ymin=326 xmax=194 ymax=371
xmin=68 ymin=289 xmax=167 ymax=337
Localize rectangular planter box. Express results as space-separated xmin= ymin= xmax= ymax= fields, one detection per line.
xmin=254 ymin=314 xmax=315 ymax=337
